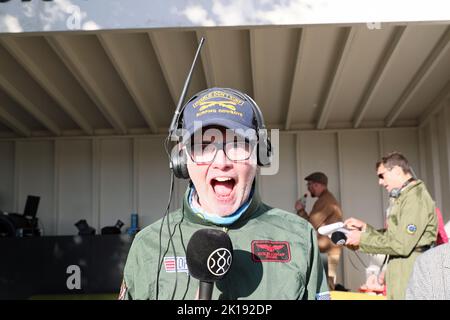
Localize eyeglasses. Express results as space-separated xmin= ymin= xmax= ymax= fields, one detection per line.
xmin=186 ymin=140 xmax=256 ymax=164
xmin=377 ymin=168 xmax=392 ymax=179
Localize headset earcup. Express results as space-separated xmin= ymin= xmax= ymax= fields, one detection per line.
xmin=171 ymin=149 xmax=189 ymax=179
xmin=257 ymin=130 xmax=272 ymax=167
xmin=389 ymin=188 xmax=400 ymax=198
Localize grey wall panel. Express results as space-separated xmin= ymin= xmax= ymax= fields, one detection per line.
xmin=136 ymin=137 xmax=173 ymax=229
xmin=339 ymin=131 xmax=383 ymax=291
xmin=16 ymin=141 xmax=55 ymax=235
xmin=443 ymin=105 xmax=450 ymax=223
xmin=258 ymin=133 xmax=297 ymax=214
xmin=57 ymin=140 xmax=93 ymax=236
xmin=419 ymin=121 xmax=442 ymax=207
xmin=419 ymin=124 xmax=433 ymax=194
xmin=99 ymin=139 xmax=133 ymax=232
xmin=340 ymin=131 xmax=383 ymax=228
xmin=436 ymin=106 xmax=450 ymax=223
xmin=418 ymin=103 xmax=450 ymax=224
xmin=0 ymin=141 xmax=15 ymax=212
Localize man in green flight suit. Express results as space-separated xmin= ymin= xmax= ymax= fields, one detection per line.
xmin=119 ymin=87 xmax=329 ymax=300
xmin=344 ymin=151 xmax=438 ymax=300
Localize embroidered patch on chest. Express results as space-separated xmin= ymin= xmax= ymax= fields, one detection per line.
xmin=406 ymin=224 xmax=417 ymax=234
xmin=251 ymin=240 xmax=291 ymax=262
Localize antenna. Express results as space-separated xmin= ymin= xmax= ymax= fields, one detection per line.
xmin=168 ymin=37 xmax=205 ymax=138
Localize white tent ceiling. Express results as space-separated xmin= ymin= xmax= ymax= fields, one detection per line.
xmin=0 ymin=22 xmax=449 ymax=138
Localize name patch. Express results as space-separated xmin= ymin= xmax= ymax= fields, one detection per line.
xmin=251 ymin=240 xmax=291 ymax=262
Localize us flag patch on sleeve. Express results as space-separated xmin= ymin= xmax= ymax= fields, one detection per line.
xmin=316 ymin=291 xmax=331 ymax=300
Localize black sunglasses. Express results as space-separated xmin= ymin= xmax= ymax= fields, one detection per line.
xmin=377 ymin=168 xmax=393 ymax=179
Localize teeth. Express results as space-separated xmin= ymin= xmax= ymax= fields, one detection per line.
xmin=215 ymin=177 xmax=232 ymax=182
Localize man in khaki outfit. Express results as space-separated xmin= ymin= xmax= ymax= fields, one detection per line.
xmin=295 ymin=172 xmax=343 ymax=290
xmin=344 ymin=152 xmax=438 ymax=300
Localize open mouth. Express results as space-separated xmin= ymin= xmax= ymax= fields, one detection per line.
xmin=210 ymin=177 xmax=236 ymax=198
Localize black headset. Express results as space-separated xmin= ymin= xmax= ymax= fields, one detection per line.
xmin=168 ymin=87 xmax=272 ymax=179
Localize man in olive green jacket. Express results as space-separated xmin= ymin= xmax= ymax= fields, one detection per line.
xmin=119 ymin=87 xmax=329 ymax=300
xmin=345 ymin=152 xmax=438 ymax=300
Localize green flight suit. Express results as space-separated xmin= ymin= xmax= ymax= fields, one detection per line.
xmin=359 ymin=180 xmax=438 ymax=300
xmin=121 ymin=187 xmax=329 ymax=300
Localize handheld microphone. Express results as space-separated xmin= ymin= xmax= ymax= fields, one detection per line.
xmin=331 ymin=231 xmax=347 ymax=245
xmin=318 ymin=222 xmax=349 ymax=246
xmin=186 ymin=229 xmax=233 ymax=300
xmin=299 ymin=193 xmax=308 ymax=207
xmin=318 ymin=222 xmax=346 ymax=236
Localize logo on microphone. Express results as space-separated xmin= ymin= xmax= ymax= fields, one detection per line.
xmin=207 ymin=248 xmax=232 ymax=276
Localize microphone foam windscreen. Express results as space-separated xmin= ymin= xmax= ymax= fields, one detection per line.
xmin=331 ymin=231 xmax=347 ymax=246
xmin=186 ymin=229 xmax=233 ymax=282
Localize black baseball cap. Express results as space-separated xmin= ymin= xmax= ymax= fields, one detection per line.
xmin=181 ymin=87 xmax=257 ymax=142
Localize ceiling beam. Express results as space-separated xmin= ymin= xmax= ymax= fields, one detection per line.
xmin=317 ymin=27 xmax=358 ymax=129
xmin=353 ymin=26 xmax=408 ymax=128
xmin=285 ymin=28 xmax=307 ymax=130
xmin=148 ymin=31 xmax=178 ymax=107
xmin=46 ymin=35 xmax=127 ymax=135
xmin=0 ymin=76 xmax=61 ymax=136
xmin=196 ymin=30 xmax=216 ymax=88
xmin=0 ymin=37 xmax=94 ymax=135
xmin=419 ymin=80 xmax=450 ymax=127
xmin=97 ymin=34 xmax=158 ymax=133
xmin=385 ymin=27 xmax=450 ymax=127
xmin=0 ymin=106 xmax=31 ymax=137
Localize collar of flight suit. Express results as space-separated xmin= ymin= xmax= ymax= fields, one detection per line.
xmin=393 ymin=179 xmax=423 ymax=202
